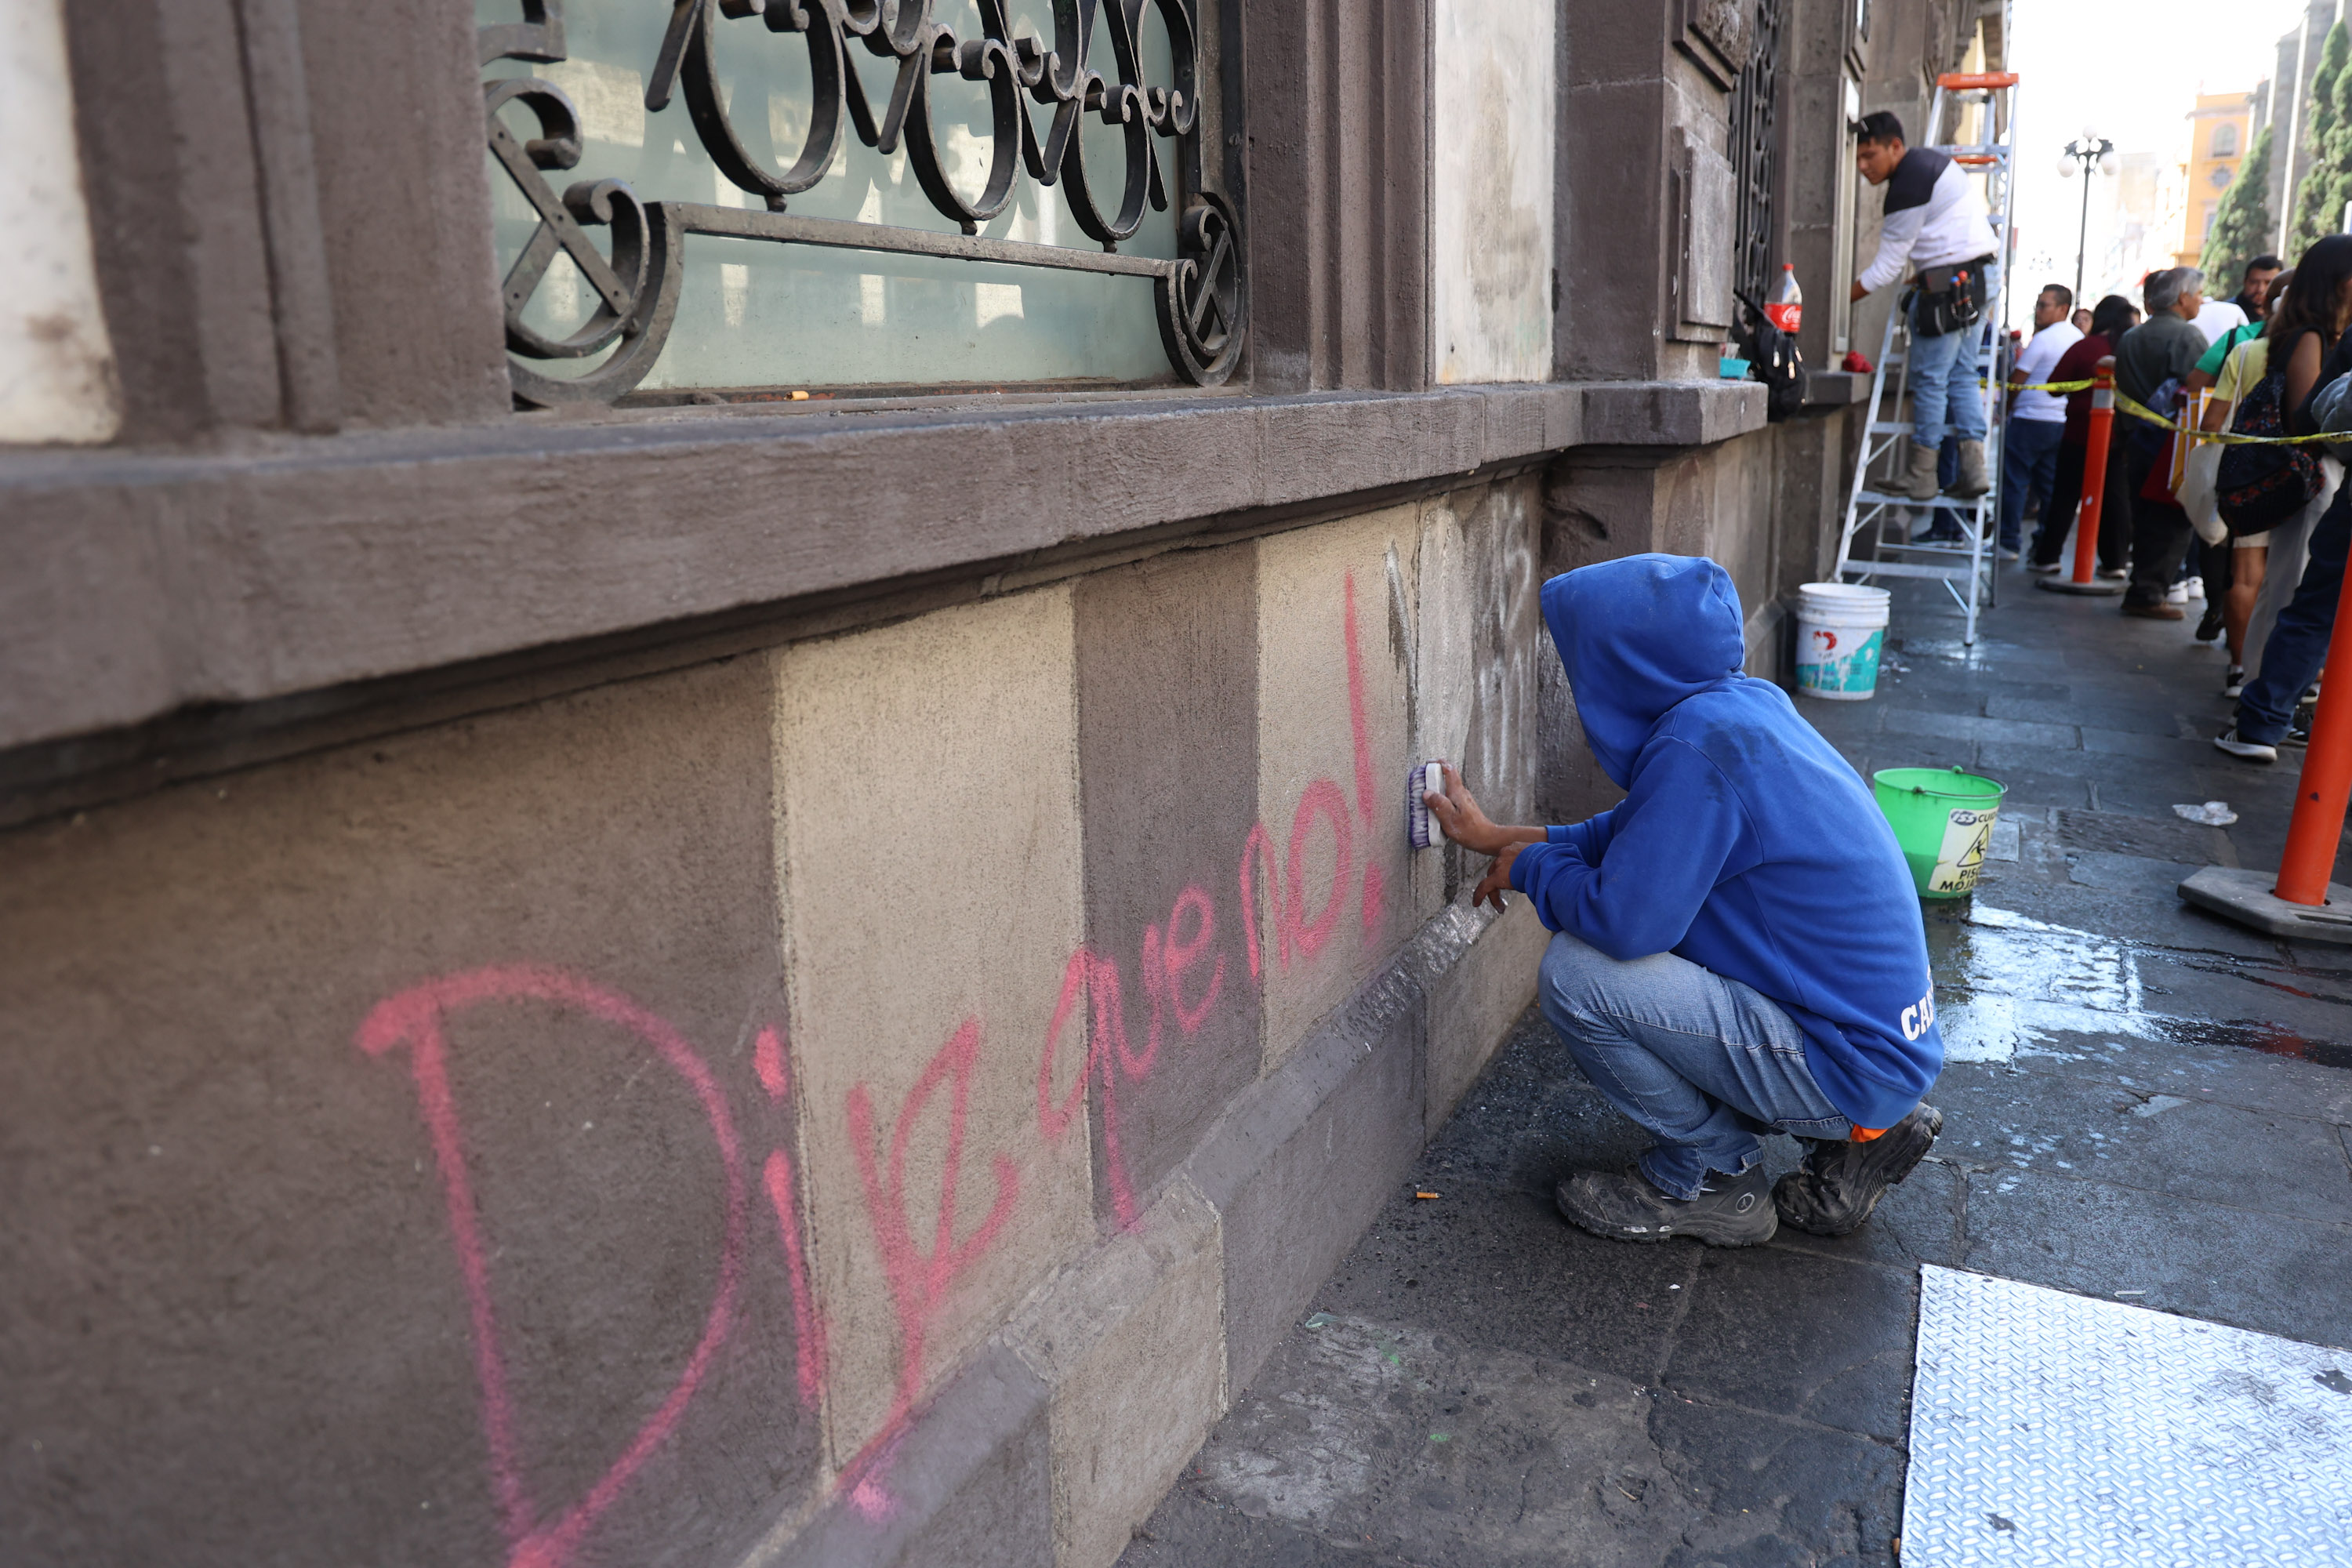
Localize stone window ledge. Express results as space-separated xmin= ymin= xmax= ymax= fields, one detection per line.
xmin=0 ymin=379 xmax=1763 ymax=757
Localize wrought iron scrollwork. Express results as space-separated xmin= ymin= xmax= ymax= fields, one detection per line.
xmin=1726 ymin=0 xmax=1782 ymax=315
xmin=481 ymin=0 xmax=1244 ymax=406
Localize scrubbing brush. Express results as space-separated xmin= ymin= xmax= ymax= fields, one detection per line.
xmin=1406 ymin=760 xmax=1450 ymax=849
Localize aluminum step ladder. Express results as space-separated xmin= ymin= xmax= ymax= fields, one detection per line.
xmin=1835 ymin=71 xmax=2022 ymax=645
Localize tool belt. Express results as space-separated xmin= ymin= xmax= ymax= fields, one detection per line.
xmin=1910 ymin=254 xmax=1993 ymax=339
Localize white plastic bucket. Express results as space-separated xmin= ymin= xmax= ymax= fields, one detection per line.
xmin=1795 ymin=583 xmax=1891 ymax=701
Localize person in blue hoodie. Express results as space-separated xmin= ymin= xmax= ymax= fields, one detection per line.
xmin=1425 ymin=554 xmax=1944 ymax=1247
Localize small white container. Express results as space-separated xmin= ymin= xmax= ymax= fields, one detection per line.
xmin=1794 ymin=583 xmax=1893 ymax=701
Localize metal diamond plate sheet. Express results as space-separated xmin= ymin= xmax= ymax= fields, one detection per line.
xmin=1904 ymin=1266 xmax=2352 ymax=1566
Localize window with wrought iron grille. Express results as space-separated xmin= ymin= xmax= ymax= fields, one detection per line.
xmin=1726 ymin=0 xmax=1784 ymax=316
xmin=477 ymin=0 xmax=1243 ymax=407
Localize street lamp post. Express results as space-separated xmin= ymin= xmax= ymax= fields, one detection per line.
xmin=2059 ymin=129 xmax=2118 ymax=303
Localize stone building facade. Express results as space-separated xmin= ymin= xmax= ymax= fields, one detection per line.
xmin=1 ymin=2 xmax=1998 ymax=1564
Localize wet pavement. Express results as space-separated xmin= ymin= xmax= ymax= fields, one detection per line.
xmin=1120 ymin=573 xmax=2352 ymax=1567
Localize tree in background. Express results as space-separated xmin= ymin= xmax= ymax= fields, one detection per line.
xmin=2202 ymin=124 xmax=2274 ymax=286
xmin=2289 ymin=20 xmax=2351 ymax=256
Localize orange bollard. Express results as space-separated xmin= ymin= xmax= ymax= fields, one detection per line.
xmin=2040 ymin=358 xmax=2124 ymax=597
xmin=2273 ymin=571 xmax=2352 ymax=905
xmin=2071 ymin=358 xmax=2114 ymax=583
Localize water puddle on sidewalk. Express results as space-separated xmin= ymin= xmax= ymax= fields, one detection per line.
xmin=1929 ymin=905 xmax=2345 ymax=1066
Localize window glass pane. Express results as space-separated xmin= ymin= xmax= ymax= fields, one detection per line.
xmin=479 ymin=2 xmax=1182 ymax=392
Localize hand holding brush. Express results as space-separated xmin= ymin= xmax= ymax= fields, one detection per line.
xmin=1421 ymin=763 xmax=1546 ymax=913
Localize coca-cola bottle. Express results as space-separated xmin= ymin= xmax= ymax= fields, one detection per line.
xmin=1764 ymin=263 xmax=1802 ymax=334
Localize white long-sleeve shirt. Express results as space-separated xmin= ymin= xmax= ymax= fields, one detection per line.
xmin=1858 ymin=147 xmax=1999 ymax=294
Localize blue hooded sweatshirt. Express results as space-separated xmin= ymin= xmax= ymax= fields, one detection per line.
xmin=1508 ymin=555 xmax=1943 ymax=1130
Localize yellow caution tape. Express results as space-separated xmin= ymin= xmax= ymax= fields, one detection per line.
xmin=1942 ymin=379 xmax=2339 ymax=445
xmin=2111 ymin=393 xmax=2349 ymax=445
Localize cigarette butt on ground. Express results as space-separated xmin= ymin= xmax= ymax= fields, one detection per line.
xmin=1414 ymin=1190 xmax=1440 ymax=1200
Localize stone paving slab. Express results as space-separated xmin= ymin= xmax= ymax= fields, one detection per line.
xmin=1878 ymin=707 xmax=2081 ymax=749
xmin=1957 ymin=1166 xmax=2352 ymax=1348
xmin=2002 ymin=1027 xmax=2352 ymax=1122
xmin=1936 ymin=1064 xmax=2352 ymax=1225
xmin=1984 ymin=694 xmax=2176 ymax=729
xmin=1308 ymin=1177 xmax=1697 ymax=1387
xmin=1661 ymin=1249 xmax=1918 ymax=1442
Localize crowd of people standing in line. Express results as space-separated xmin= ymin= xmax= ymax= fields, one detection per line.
xmin=1848 ymin=111 xmax=2350 ymax=766
xmin=1994 ymin=241 xmax=2352 ymax=764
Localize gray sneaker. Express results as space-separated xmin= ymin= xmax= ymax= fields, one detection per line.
xmin=1773 ymin=1105 xmax=1944 ymax=1236
xmin=1555 ymin=1163 xmax=1777 ymax=1247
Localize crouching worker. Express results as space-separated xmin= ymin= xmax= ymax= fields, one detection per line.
xmin=1425 ymin=554 xmax=1944 ymax=1247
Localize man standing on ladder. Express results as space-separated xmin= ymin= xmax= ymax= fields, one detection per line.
xmin=1850 ymin=111 xmax=2002 ymax=506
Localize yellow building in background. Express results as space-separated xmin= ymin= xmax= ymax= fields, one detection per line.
xmin=2180 ymin=90 xmax=2256 ymax=267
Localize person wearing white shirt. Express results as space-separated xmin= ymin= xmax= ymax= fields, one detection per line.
xmin=2192 ymin=296 xmax=2249 ymax=347
xmin=2000 ymin=284 xmax=2082 ymax=558
xmin=1849 ymin=111 xmax=2003 ymax=503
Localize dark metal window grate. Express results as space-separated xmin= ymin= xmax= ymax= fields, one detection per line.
xmin=1727 ymin=0 xmax=1784 ymax=314
xmin=480 ymin=0 xmax=1244 ymax=408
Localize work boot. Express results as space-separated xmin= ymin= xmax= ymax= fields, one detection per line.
xmin=1773 ymin=1104 xmax=1943 ymax=1236
xmin=1555 ymin=1163 xmax=1777 ymax=1247
xmin=1902 ymin=441 xmax=1941 ymax=500
xmin=1950 ymin=439 xmax=1991 ymax=498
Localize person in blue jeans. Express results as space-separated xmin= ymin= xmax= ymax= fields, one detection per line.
xmin=2216 ymin=485 xmax=2352 ymax=761
xmin=1850 ymin=111 xmax=2002 ymax=503
xmin=1425 ymin=556 xmax=1945 ymax=1246
xmin=1996 ymin=431 xmax=2058 ymax=553
xmin=1998 ymin=283 xmax=2081 ymax=555
xmin=1902 ymin=265 xmax=2000 ymax=494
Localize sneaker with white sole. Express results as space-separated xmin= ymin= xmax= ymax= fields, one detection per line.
xmin=2097 ymin=566 xmax=2129 ymax=580
xmin=2224 ymin=665 xmax=2245 ymax=698
xmin=2165 ymin=581 xmax=2190 ymax=605
xmin=2214 ymin=727 xmax=2278 ymax=761
xmin=2028 ymin=560 xmax=2063 ymax=575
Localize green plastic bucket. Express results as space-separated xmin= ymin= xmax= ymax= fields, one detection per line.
xmin=1873 ymin=767 xmax=2007 ymax=898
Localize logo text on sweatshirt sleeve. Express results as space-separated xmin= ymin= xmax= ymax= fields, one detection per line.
xmin=1900 ymin=987 xmax=1937 ymax=1041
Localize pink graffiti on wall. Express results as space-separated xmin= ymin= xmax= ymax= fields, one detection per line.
xmin=839 ymin=1018 xmax=1018 ymax=1507
xmin=357 ymin=967 xmax=749 ymax=1568
xmin=755 ymin=1024 xmax=829 ymax=1410
xmin=1033 ymin=881 xmax=1227 ymax=1230
xmin=357 ymin=568 xmax=1399 ymax=1563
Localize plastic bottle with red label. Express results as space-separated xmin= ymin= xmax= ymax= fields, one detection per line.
xmin=1764 ymin=263 xmax=1802 ymax=334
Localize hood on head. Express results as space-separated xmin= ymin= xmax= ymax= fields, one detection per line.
xmin=1541 ymin=555 xmax=1746 ymax=787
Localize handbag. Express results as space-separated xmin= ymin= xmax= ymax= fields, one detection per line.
xmin=2138 ymin=430 xmax=2181 ymax=504
xmin=2214 ymin=367 xmax=2323 ymax=536
xmin=2180 ymin=440 xmax=2227 ymax=545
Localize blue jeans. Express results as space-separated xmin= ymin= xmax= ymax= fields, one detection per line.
xmin=1907 ymin=262 xmax=1998 ymax=449
xmin=1999 ymin=416 xmax=2064 ymax=552
xmin=1538 ymin=931 xmax=1850 ymax=1201
xmin=2238 ymin=486 xmax=2352 ymax=743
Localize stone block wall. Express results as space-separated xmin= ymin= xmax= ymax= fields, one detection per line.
xmin=0 ymin=477 xmax=1555 ymax=1568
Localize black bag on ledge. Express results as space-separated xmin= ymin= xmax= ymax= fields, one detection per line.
xmin=1734 ymin=289 xmax=1806 ymax=423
